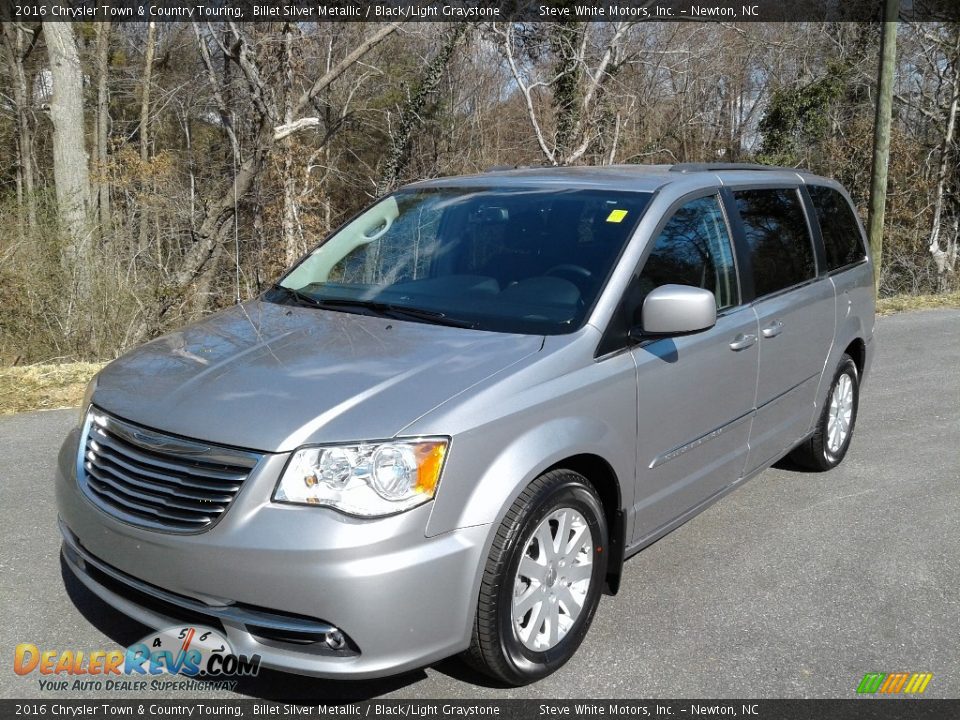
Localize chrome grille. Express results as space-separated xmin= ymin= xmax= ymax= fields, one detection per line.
xmin=78 ymin=408 xmax=262 ymax=533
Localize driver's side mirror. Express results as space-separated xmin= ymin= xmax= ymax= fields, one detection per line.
xmin=629 ymin=284 xmax=717 ymax=341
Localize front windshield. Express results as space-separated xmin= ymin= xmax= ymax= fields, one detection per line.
xmin=268 ymin=186 xmax=652 ymax=335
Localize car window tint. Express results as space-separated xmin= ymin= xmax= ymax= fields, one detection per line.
xmin=277 ymin=187 xmax=652 ymax=336
xmin=733 ymin=188 xmax=816 ymax=297
xmin=808 ymin=185 xmax=866 ymax=271
xmin=638 ymin=195 xmax=738 ymax=311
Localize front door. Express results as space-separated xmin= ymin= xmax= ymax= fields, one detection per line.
xmin=629 ymin=194 xmax=759 ymax=544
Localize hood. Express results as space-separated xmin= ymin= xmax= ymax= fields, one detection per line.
xmin=93 ymin=301 xmax=543 ymax=452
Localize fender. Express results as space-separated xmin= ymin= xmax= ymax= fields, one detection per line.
xmin=426 ymin=415 xmax=634 ymax=539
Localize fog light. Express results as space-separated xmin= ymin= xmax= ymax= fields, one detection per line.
xmin=325 ymin=629 xmax=346 ymax=650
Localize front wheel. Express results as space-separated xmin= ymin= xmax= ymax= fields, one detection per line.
xmin=464 ymin=470 xmax=608 ymax=685
xmin=789 ymin=354 xmax=860 ymax=471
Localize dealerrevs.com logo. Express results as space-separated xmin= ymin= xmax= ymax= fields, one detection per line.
xmin=14 ymin=626 xmax=260 ymax=691
xmin=856 ymin=672 xmax=933 ymax=695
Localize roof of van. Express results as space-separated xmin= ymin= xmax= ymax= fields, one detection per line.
xmin=409 ymin=163 xmax=831 ymax=194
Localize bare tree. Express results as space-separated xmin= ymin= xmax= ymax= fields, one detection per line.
xmin=493 ymin=22 xmax=635 ymax=165
xmin=377 ymin=24 xmax=468 ymax=195
xmin=4 ymin=18 xmax=960 ymax=365
xmin=93 ymin=21 xmax=112 ymax=232
xmin=923 ymin=26 xmax=960 ymax=287
xmin=144 ymin=21 xmax=403 ymax=331
xmin=139 ymin=21 xmax=157 ymax=162
xmin=44 ymin=21 xmax=93 ymax=312
xmin=2 ymin=22 xmax=39 ymax=234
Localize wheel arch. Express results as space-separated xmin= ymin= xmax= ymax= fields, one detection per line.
xmin=427 ymin=417 xmax=634 ymax=600
xmin=843 ymin=337 xmax=866 ymax=377
xmin=544 ymin=454 xmax=626 ymax=596
xmin=817 ymin=310 xmax=869 ymax=412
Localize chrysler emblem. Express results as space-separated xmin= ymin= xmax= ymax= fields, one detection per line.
xmin=132 ymin=430 xmax=211 ymax=455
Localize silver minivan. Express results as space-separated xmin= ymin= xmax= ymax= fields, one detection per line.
xmin=57 ymin=163 xmax=874 ymax=685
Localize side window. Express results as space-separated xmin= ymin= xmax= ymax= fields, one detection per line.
xmin=638 ymin=195 xmax=738 ymax=311
xmin=733 ymin=188 xmax=816 ymax=297
xmin=808 ymin=185 xmax=866 ymax=271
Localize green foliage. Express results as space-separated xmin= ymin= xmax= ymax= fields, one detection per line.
xmin=758 ymin=62 xmax=848 ymax=166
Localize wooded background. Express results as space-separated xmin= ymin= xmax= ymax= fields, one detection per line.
xmin=1 ymin=18 xmax=958 ymax=364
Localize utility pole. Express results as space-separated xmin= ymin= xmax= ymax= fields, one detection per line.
xmin=867 ymin=0 xmax=900 ymax=292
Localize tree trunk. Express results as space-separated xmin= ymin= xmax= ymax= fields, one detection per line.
xmin=866 ymin=0 xmax=899 ymax=292
xmin=193 ymin=243 xmax=226 ymax=313
xmin=550 ymin=23 xmax=586 ymax=162
xmin=140 ymin=21 xmax=156 ymax=162
xmin=94 ymin=21 xmax=112 ymax=232
xmin=44 ymin=22 xmax=92 ymax=301
xmin=2 ymin=23 xmax=37 ymax=233
xmin=167 ymin=126 xmax=270 ymax=303
xmin=281 ymin=23 xmax=302 ymax=266
xmin=282 ymin=164 xmax=301 ymax=266
xmin=137 ymin=21 xmax=157 ymax=258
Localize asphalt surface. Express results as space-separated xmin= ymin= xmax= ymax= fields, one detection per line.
xmin=2 ymin=308 xmax=958 ymax=701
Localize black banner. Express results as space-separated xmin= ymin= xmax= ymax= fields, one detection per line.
xmin=2 ymin=700 xmax=959 ymax=720
xmin=1 ymin=0 xmax=958 ymax=23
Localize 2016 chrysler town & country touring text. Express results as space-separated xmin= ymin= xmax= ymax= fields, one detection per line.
xmin=57 ymin=163 xmax=875 ymax=685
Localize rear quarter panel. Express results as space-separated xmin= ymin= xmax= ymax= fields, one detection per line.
xmin=829 ymin=261 xmax=876 ymax=383
xmin=800 ymin=178 xmax=876 ymax=413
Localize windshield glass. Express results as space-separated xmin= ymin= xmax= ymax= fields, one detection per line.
xmin=267 ymin=186 xmax=652 ymax=335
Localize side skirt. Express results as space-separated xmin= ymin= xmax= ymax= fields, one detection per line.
xmin=621 ymin=454 xmax=781 ymax=563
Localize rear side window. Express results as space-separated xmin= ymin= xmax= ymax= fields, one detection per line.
xmin=808 ymin=185 xmax=866 ymax=271
xmin=734 ymin=188 xmax=816 ymax=297
xmin=638 ymin=195 xmax=738 ymax=310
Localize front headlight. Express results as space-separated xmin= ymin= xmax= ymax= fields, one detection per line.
xmin=78 ymin=374 xmax=98 ymax=425
xmin=273 ymin=438 xmax=448 ymax=517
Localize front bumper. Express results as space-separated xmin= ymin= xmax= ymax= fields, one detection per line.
xmin=55 ymin=426 xmax=490 ymax=679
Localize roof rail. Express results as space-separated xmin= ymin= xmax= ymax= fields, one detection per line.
xmin=669 ymin=162 xmax=787 ymax=173
xmin=484 ymin=163 xmax=560 ymax=172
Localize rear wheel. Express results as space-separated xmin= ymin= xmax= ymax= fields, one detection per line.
xmin=464 ymin=470 xmax=608 ymax=685
xmin=790 ymin=354 xmax=860 ymax=471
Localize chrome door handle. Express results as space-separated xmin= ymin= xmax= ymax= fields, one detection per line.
xmin=729 ymin=333 xmax=757 ymax=351
xmin=762 ymin=320 xmax=784 ymax=338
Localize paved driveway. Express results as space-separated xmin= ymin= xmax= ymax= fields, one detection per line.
xmin=2 ymin=309 xmax=958 ymax=700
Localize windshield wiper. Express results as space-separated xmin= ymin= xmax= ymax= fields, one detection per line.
xmin=271 ymin=284 xmax=325 ymax=308
xmin=386 ymin=305 xmax=477 ymax=329
xmin=314 ymin=297 xmax=477 ymax=329
xmin=271 ymin=286 xmax=475 ymax=329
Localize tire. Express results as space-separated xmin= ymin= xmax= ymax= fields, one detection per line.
xmin=463 ymin=469 xmax=608 ymax=685
xmin=789 ymin=354 xmax=860 ymax=471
